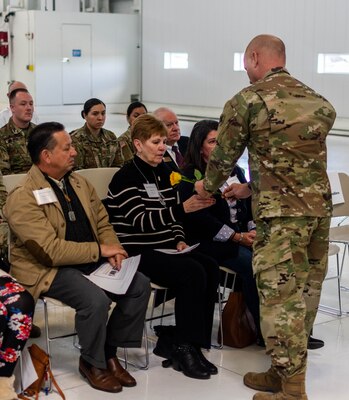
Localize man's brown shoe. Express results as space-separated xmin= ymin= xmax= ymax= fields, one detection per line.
xmin=107 ymin=357 xmax=137 ymax=387
xmin=79 ymin=357 xmax=122 ymax=393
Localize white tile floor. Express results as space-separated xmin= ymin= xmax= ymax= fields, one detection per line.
xmin=22 ymin=110 xmax=349 ymax=399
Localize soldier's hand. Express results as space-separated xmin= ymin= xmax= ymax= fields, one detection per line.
xmin=223 ymin=182 xmax=251 ymax=200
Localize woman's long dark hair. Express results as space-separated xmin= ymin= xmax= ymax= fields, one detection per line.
xmin=183 ymin=119 xmax=218 ymax=173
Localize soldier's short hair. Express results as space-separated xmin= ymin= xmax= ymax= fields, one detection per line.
xmin=9 ymin=88 xmax=29 ymax=104
xmin=131 ymin=114 xmax=167 ymax=143
xmin=28 ymin=122 xmax=65 ymax=164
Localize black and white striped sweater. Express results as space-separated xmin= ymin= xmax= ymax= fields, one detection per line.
xmin=105 ymin=156 xmax=186 ymax=256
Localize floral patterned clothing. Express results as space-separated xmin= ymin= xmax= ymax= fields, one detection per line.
xmin=0 ymin=275 xmax=34 ymax=377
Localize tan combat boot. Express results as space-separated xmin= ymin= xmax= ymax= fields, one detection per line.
xmin=252 ymin=372 xmax=308 ymax=400
xmin=244 ymin=368 xmax=282 ymax=393
xmin=0 ymin=376 xmax=18 ymax=400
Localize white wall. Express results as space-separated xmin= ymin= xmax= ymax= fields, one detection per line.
xmin=142 ymin=0 xmax=349 ymax=118
xmin=0 ymin=10 xmax=140 ymax=109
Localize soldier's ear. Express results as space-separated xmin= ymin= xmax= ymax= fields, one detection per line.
xmin=251 ymin=51 xmax=258 ymax=68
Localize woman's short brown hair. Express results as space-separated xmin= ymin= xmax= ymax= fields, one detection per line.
xmin=131 ymin=113 xmax=167 ymax=143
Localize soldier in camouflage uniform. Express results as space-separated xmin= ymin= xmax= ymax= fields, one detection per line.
xmin=195 ymin=35 xmax=336 ymax=400
xmin=71 ymin=98 xmax=123 ymax=169
xmin=117 ymin=101 xmax=147 ymax=165
xmin=0 ymin=80 xmax=40 ymax=127
xmin=0 ymin=88 xmax=36 ymax=175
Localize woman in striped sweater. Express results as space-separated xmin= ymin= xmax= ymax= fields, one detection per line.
xmin=105 ymin=114 xmax=220 ymax=380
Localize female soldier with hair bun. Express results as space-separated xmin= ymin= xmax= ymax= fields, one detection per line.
xmin=71 ymin=98 xmax=123 ymax=169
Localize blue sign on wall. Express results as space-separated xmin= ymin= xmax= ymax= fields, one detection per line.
xmin=72 ymin=49 xmax=81 ymax=57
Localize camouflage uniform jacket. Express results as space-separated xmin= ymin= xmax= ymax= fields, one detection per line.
xmin=117 ymin=127 xmax=135 ymax=165
xmin=204 ymin=68 xmax=336 ymax=219
xmin=71 ymin=124 xmax=123 ymax=169
xmin=0 ymin=118 xmax=36 ymax=175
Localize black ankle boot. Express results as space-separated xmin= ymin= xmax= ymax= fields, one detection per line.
xmin=195 ymin=347 xmax=218 ymax=375
xmin=171 ymin=344 xmax=211 ymax=380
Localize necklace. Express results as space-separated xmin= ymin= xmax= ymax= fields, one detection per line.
xmin=133 ymin=160 xmax=166 ymax=207
xmin=61 ymin=179 xmax=77 ymax=222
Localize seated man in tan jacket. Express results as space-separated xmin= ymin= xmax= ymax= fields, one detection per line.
xmin=4 ymin=122 xmax=151 ymax=394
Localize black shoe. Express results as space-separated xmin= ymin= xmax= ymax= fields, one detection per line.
xmin=195 ymin=348 xmax=218 ymax=375
xmin=171 ymin=344 xmax=211 ymax=380
xmin=153 ymin=334 xmax=174 ymax=359
xmin=30 ymin=324 xmax=41 ymax=338
xmin=307 ymin=336 xmax=324 ymax=350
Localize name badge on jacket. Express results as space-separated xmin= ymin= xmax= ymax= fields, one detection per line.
xmin=33 ymin=188 xmax=58 ymax=205
xmin=144 ymin=183 xmax=160 ymax=198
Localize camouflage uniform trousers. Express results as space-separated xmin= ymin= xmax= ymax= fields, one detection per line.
xmin=253 ymin=216 xmax=330 ymax=378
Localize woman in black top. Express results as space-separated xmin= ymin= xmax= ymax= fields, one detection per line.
xmin=179 ymin=120 xmax=262 ymax=343
xmin=105 ymin=114 xmax=220 ymax=380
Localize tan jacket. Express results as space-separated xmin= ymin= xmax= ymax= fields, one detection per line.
xmin=3 ymin=165 xmax=120 ymax=300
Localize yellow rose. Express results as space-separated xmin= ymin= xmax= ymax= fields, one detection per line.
xmin=170 ymin=171 xmax=182 ymax=186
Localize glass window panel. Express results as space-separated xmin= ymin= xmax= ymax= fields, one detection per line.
xmin=164 ymin=52 xmax=188 ymax=69
xmin=234 ymin=52 xmax=245 ymax=71
xmin=318 ymin=53 xmax=349 ymax=74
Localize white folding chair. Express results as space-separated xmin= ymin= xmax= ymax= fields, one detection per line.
xmin=329 ymin=172 xmax=349 ymax=310
xmin=2 ymin=173 xmax=27 ymax=193
xmin=214 ymin=266 xmax=237 ymax=349
xmin=319 ymin=243 xmax=342 ymax=316
xmin=125 ymin=282 xmax=173 ymax=370
xmin=39 ymin=296 xmax=79 ymax=391
xmin=75 ymin=167 xmax=119 ymax=199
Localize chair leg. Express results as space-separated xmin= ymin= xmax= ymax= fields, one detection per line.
xmin=149 ymin=288 xmax=157 ymax=329
xmin=123 ymin=348 xmax=128 ymax=369
xmin=159 ymin=289 xmax=168 ymax=326
xmin=42 ymin=298 xmax=51 ymax=357
xmin=143 ymin=322 xmax=149 ymax=370
xmin=339 ymin=243 xmax=347 ymax=285
xmin=19 ymin=352 xmax=24 ymax=395
xmin=319 ymin=245 xmax=345 ymax=316
xmin=336 ymin=252 xmax=343 ymax=316
xmin=212 ymin=270 xmax=228 ymax=349
xmin=213 ymin=268 xmax=237 ymax=349
xmin=149 ymin=288 xmax=168 ymax=329
xmin=42 ymin=298 xmax=53 ymax=392
xmin=212 ymin=286 xmax=224 ymax=349
xmin=118 ymin=323 xmax=149 ymax=370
